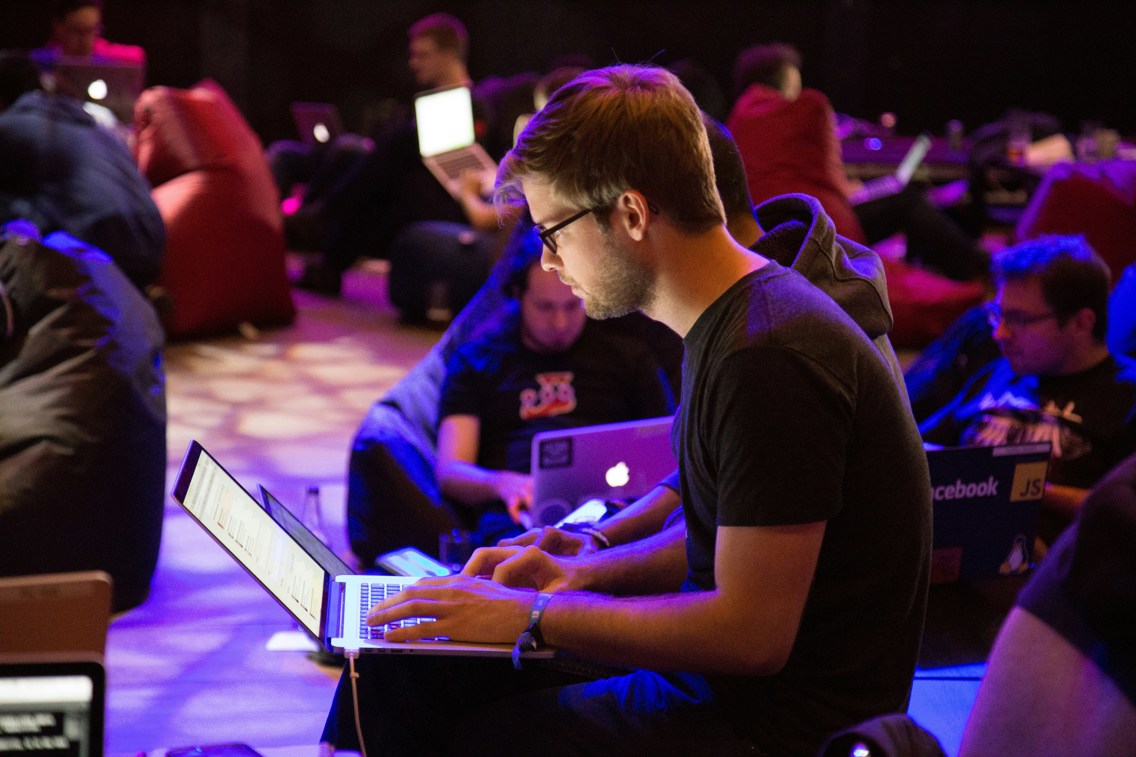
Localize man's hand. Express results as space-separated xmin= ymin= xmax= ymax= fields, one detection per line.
xmin=493 ymin=471 xmax=533 ymax=524
xmin=462 ymin=545 xmax=580 ymax=592
xmin=365 ymin=575 xmax=532 ymax=644
xmin=498 ymin=525 xmax=600 ymax=557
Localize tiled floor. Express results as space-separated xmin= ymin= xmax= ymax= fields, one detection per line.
xmin=105 ymin=262 xmax=440 ymax=754
xmin=103 ymin=259 xmax=993 ymax=756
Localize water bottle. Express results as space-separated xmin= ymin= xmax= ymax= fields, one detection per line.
xmin=299 ymin=484 xmax=328 ymax=545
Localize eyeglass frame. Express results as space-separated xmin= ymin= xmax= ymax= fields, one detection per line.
xmin=985 ymin=302 xmax=1060 ymax=330
xmin=536 ymin=208 xmax=594 ymax=255
xmin=535 ymin=200 xmax=661 ymax=255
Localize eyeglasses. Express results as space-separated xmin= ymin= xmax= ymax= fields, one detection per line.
xmin=536 ymin=208 xmax=594 ymax=255
xmin=535 ymin=201 xmax=661 ymax=255
xmin=985 ymin=303 xmax=1058 ymax=330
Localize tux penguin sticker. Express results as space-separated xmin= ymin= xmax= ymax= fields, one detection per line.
xmin=999 ymin=535 xmax=1030 ymax=575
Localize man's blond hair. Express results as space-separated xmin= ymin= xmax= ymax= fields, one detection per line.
xmin=496 ymin=65 xmax=724 ymax=235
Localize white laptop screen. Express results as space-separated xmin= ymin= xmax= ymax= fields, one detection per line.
xmin=415 ymin=86 xmax=476 ymax=157
xmin=895 ymin=133 xmax=932 ymax=185
xmin=178 ymin=448 xmax=326 ymax=637
xmin=0 ymin=662 xmax=104 ymax=757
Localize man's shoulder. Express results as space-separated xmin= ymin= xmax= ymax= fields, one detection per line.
xmin=445 ymin=322 xmax=522 ymax=370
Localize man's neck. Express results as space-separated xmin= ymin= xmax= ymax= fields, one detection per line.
xmin=437 ymin=64 xmax=472 ymax=89
xmin=643 ymin=225 xmax=767 ymax=338
xmin=1057 ymin=342 xmax=1112 ymax=376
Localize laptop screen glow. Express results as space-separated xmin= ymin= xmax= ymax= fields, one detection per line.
xmin=415 ymin=86 xmax=476 ymax=157
xmin=180 ymin=452 xmax=326 ymax=637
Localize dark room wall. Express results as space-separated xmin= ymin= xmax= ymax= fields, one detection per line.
xmin=3 ymin=0 xmax=1133 ymax=146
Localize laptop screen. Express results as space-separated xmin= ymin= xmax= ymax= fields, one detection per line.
xmin=0 ymin=661 xmax=104 ymax=757
xmin=414 ymin=86 xmax=476 ymax=157
xmin=895 ymin=133 xmax=932 ymax=185
xmin=48 ymin=56 xmax=144 ymax=124
xmin=171 ymin=443 xmax=327 ymax=638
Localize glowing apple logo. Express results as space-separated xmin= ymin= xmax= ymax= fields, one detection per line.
xmin=87 ymin=79 xmax=108 ymax=101
xmin=605 ymin=462 xmax=630 ymax=488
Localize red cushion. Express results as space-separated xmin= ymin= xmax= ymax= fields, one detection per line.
xmin=134 ymin=80 xmax=294 ymax=338
xmin=883 ymin=258 xmax=986 ymax=350
xmin=1015 ymin=160 xmax=1136 ymax=281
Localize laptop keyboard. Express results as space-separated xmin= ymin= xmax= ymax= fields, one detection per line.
xmin=850 ymin=175 xmax=901 ymax=205
xmin=358 ymin=581 xmax=431 ymax=639
xmin=434 ymin=150 xmax=488 ymax=181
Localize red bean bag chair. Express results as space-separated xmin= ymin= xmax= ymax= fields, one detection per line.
xmin=1015 ymin=159 xmax=1136 ymax=281
xmin=882 ymin=257 xmax=986 ymax=350
xmin=134 ymin=79 xmax=294 ymax=338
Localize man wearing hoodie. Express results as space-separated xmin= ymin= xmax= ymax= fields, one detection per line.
xmin=323 ymin=66 xmax=930 ymax=757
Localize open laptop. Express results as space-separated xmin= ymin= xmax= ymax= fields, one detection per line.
xmin=290 ymin=102 xmax=343 ymax=146
xmin=172 ymin=441 xmax=551 ymax=658
xmin=926 ymin=442 xmax=1051 ymax=583
xmin=0 ymin=660 xmax=105 ymax=757
xmin=849 ymin=132 xmax=932 ymax=205
xmin=530 ymin=416 xmax=677 ymax=528
xmin=0 ymin=572 xmax=112 ymax=662
xmin=413 ymin=84 xmax=497 ymax=199
xmin=48 ymin=56 xmax=145 ymax=125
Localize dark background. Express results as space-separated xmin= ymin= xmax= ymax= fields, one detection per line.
xmin=3 ymin=0 xmax=1133 ymax=146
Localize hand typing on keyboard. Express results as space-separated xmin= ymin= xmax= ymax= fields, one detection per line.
xmin=365 ymin=571 xmax=538 ymax=645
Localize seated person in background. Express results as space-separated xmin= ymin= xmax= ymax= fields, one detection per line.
xmin=905 ymin=259 xmax=1136 ymax=424
xmin=726 ymin=42 xmax=988 ymax=281
xmin=291 ymin=13 xmax=529 ymax=296
xmin=959 ymin=450 xmax=1136 ymax=756
xmin=0 ymin=51 xmax=164 ymax=289
xmin=436 ymin=227 xmax=677 ymax=546
xmin=920 ymin=235 xmax=1136 ymax=539
xmin=36 ymin=0 xmax=145 ymax=64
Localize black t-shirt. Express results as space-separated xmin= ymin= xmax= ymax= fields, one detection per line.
xmin=677 ymin=258 xmax=932 ymax=755
xmin=1017 ymin=451 xmax=1136 ymax=706
xmin=439 ymin=316 xmax=676 ymax=474
xmin=920 ymin=356 xmax=1136 ymax=489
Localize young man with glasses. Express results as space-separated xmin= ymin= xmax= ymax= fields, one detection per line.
xmin=921 ymin=235 xmax=1136 ymax=531
xmin=323 ymin=65 xmax=932 ymax=756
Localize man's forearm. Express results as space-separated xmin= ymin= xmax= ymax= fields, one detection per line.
xmin=597 ymin=484 xmax=681 ymax=548
xmin=1043 ymin=482 xmax=1090 ymax=521
xmin=570 ymin=524 xmax=687 ymax=595
xmin=437 ymin=461 xmax=503 ymax=508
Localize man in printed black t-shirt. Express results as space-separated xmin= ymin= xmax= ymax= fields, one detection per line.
xmin=436 ymin=228 xmax=676 ymax=546
xmin=921 ymin=235 xmax=1136 ymax=537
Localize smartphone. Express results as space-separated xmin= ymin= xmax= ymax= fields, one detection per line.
xmin=376 ymin=546 xmax=452 ymax=577
xmin=167 ymin=744 xmax=265 ymax=757
xmin=555 ymin=498 xmax=616 ymax=527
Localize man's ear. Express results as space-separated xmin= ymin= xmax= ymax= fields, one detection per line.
xmin=615 ymin=191 xmax=653 ymax=242
xmin=1068 ymin=306 xmax=1097 ymax=339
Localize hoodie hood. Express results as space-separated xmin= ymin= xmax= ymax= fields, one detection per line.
xmin=754 ymin=192 xmax=893 ymax=338
xmin=753 ymin=193 xmax=907 ymax=398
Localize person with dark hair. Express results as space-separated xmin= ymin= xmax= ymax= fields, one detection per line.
xmin=921 ymin=235 xmax=1136 ymax=533
xmin=727 ymin=42 xmax=988 ymax=281
xmin=434 ymin=223 xmax=676 ymax=546
xmin=40 ymin=0 xmax=144 ymax=63
xmin=0 ymin=50 xmax=164 ymax=288
xmin=731 ymin=41 xmax=802 ymax=100
xmin=322 ymin=65 xmax=930 ymax=757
